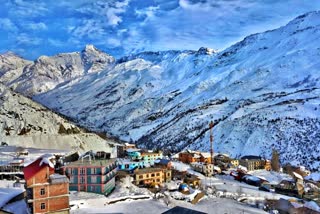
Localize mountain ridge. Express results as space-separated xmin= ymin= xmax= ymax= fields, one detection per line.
xmin=1 ymin=11 xmax=320 ymax=171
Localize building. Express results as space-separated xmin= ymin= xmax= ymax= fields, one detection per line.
xmin=134 ymin=167 xmax=171 ymax=186
xmin=184 ymin=174 xmax=201 ymax=188
xmin=117 ymin=143 xmax=136 ymax=158
xmin=23 ymin=154 xmax=69 ymax=214
xmin=127 ymin=149 xmax=142 ymax=161
xmin=117 ymin=159 xmax=147 ymax=171
xmin=200 ymin=153 xmax=212 ymax=164
xmin=63 ymin=157 xmax=117 ymax=195
xmin=179 ymin=151 xmax=201 ymax=164
xmin=230 ymin=159 xmax=239 ymax=167
xmin=154 ymin=159 xmax=172 ymax=169
xmin=191 ymin=163 xmax=214 ymax=176
xmin=239 ymin=156 xmax=267 ymax=171
xmin=141 ymin=151 xmax=163 ymax=165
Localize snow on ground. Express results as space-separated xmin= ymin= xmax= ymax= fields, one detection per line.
xmin=0 ymin=145 xmax=69 ymax=166
xmin=171 ymin=161 xmax=205 ymax=178
xmin=248 ymin=170 xmax=292 ymax=184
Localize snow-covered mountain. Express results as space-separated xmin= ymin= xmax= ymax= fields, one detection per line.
xmin=2 ymin=11 xmax=320 ymax=170
xmin=0 ymin=45 xmax=114 ymax=97
xmin=0 ymin=83 xmax=117 ymax=152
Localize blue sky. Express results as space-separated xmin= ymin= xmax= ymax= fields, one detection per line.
xmin=1 ymin=0 xmax=320 ymax=59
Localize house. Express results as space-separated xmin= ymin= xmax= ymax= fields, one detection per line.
xmin=117 ymin=143 xmax=136 ymax=158
xmin=191 ymin=163 xmax=214 ymax=176
xmin=239 ymin=156 xmax=267 ymax=171
xmin=264 ymin=160 xmax=271 ymax=171
xmin=184 ymin=174 xmax=201 ymax=188
xmin=141 ymin=151 xmax=163 ymax=165
xmin=154 ymin=159 xmax=172 ymax=169
xmin=127 ymin=149 xmax=142 ymax=161
xmin=200 ymin=153 xmax=212 ymax=164
xmin=117 ymin=159 xmax=147 ymax=171
xmin=23 ymin=154 xmax=69 ymax=214
xmin=134 ymin=167 xmax=171 ymax=186
xmin=230 ymin=159 xmax=239 ymax=167
xmin=179 ymin=151 xmax=201 ymax=164
xmin=63 ymin=156 xmax=117 ymax=195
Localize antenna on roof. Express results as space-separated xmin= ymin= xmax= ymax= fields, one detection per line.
xmin=209 ymin=121 xmax=214 ymax=165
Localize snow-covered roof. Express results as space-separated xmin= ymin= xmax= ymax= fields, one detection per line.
xmin=200 ymin=152 xmax=211 ymax=158
xmin=49 ymin=174 xmax=69 ymax=184
xmin=126 ymin=148 xmax=141 ymax=153
xmin=0 ymin=187 xmax=24 ymax=208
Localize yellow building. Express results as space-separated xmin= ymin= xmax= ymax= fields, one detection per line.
xmin=231 ymin=159 xmax=239 ymax=167
xmin=134 ymin=168 xmax=171 ymax=186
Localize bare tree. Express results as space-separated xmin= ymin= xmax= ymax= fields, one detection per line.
xmin=271 ymin=149 xmax=280 ymax=172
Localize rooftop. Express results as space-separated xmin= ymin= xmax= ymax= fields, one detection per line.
xmin=63 ymin=158 xmax=116 ymax=167
xmin=134 ymin=167 xmax=164 ymax=175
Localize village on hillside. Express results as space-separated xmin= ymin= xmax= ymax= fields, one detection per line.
xmin=0 ymin=136 xmax=320 ymax=214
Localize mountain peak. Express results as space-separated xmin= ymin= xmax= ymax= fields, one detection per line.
xmin=84 ymin=44 xmax=98 ymax=52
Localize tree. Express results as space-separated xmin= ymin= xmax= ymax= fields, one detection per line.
xmin=271 ymin=149 xmax=280 ymax=172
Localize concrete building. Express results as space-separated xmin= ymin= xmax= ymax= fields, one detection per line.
xmin=63 ymin=158 xmax=117 ymax=195
xmin=239 ymin=156 xmax=267 ymax=171
xmin=179 ymin=151 xmax=201 ymax=164
xmin=141 ymin=151 xmax=163 ymax=165
xmin=191 ymin=163 xmax=214 ymax=176
xmin=23 ymin=155 xmax=69 ymax=214
xmin=134 ymin=168 xmax=171 ymax=186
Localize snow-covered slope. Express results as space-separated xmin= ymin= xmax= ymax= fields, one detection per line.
xmin=0 ymin=45 xmax=114 ymax=97
xmin=0 ymin=83 xmax=117 ymax=152
xmin=28 ymin=11 xmax=320 ymax=171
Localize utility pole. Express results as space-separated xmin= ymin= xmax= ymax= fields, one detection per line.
xmin=209 ymin=121 xmax=214 ymax=165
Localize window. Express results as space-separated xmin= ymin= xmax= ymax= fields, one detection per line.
xmin=92 ymin=168 xmax=96 ymax=174
xmin=40 ymin=203 xmax=46 ymax=210
xmin=80 ymin=176 xmax=85 ymax=184
xmin=91 ymin=176 xmax=97 ymax=183
xmin=71 ymin=168 xmax=75 ymax=175
xmin=156 ymin=173 xmax=160 ymax=176
xmin=156 ymin=179 xmax=160 ymax=182
xmin=151 ymin=173 xmax=155 ymax=177
xmin=40 ymin=188 xmax=45 ymax=195
xmin=80 ymin=168 xmax=85 ymax=175
xmin=139 ymin=175 xmax=143 ymax=179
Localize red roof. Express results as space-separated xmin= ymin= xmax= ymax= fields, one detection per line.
xmin=23 ymin=158 xmax=54 ymax=181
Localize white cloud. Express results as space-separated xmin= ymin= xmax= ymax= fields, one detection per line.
xmin=0 ymin=18 xmax=17 ymax=31
xmin=16 ymin=33 xmax=42 ymax=46
xmin=26 ymin=22 xmax=47 ymax=31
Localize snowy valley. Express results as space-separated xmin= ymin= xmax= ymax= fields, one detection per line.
xmin=1 ymin=11 xmax=320 ymax=171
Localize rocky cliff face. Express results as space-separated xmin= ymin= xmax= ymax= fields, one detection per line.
xmin=0 ymin=45 xmax=115 ymax=97
xmin=0 ymin=83 xmax=116 ymax=152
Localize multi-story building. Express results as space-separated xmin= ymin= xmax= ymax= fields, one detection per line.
xmin=141 ymin=151 xmax=163 ymax=165
xmin=179 ymin=151 xmax=201 ymax=164
xmin=191 ymin=163 xmax=214 ymax=176
xmin=117 ymin=143 xmax=136 ymax=158
xmin=117 ymin=159 xmax=146 ymax=171
xmin=63 ymin=158 xmax=117 ymax=195
xmin=199 ymin=153 xmax=212 ymax=164
xmin=239 ymin=156 xmax=267 ymax=171
xmin=134 ymin=168 xmax=171 ymax=186
xmin=23 ymin=155 xmax=69 ymax=214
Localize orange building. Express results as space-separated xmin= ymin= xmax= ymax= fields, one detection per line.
xmin=179 ymin=151 xmax=200 ymax=164
xmin=179 ymin=151 xmax=212 ymax=164
xmin=23 ymin=155 xmax=69 ymax=214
